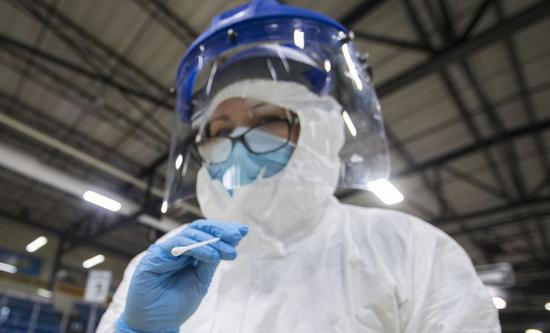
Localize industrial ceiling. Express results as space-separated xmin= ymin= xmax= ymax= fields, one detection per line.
xmin=0 ymin=0 xmax=549 ymax=331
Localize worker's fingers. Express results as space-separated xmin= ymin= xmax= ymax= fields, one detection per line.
xmin=184 ymin=228 xmax=237 ymax=260
xmin=190 ymin=220 xmax=248 ymax=246
xmin=194 ymin=260 xmax=219 ymax=285
xmin=142 ymin=235 xmax=220 ymax=274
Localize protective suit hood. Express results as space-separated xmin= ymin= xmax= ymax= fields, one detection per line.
xmin=196 ymin=79 xmax=345 ymax=240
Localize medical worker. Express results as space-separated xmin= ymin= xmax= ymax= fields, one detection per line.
xmin=98 ymin=0 xmax=500 ymax=332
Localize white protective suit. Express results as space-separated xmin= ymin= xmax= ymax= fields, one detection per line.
xmin=98 ymin=80 xmax=501 ymax=333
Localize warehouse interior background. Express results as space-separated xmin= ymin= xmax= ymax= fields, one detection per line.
xmin=0 ymin=0 xmax=549 ymax=332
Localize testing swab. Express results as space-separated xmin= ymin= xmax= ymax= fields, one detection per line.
xmin=171 ymin=237 xmax=221 ymax=257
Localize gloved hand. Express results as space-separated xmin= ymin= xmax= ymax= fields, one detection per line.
xmin=116 ymin=220 xmax=248 ymax=333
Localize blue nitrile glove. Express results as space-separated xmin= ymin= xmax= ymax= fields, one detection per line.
xmin=116 ymin=220 xmax=249 ymax=333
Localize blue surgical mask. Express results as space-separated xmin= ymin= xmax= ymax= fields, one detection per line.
xmin=207 ymin=136 xmax=295 ymax=191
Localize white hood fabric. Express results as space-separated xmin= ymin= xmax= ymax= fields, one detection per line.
xmin=196 ymin=80 xmax=345 ymax=240
xmin=97 ymin=81 xmax=500 ymax=333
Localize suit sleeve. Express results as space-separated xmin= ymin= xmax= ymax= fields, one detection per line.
xmin=402 ymin=222 xmax=501 ymax=333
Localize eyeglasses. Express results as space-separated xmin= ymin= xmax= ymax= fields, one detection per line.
xmin=195 ymin=117 xmax=296 ymax=164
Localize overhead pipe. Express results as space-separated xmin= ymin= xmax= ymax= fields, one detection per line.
xmin=0 ymin=112 xmax=201 ymax=217
xmin=0 ymin=114 xmax=203 ymax=232
xmin=0 ymin=142 xmax=180 ymax=232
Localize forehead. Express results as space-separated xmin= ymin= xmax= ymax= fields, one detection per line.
xmin=211 ymin=97 xmax=286 ymax=119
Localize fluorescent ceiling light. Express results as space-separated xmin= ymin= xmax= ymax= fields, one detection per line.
xmin=545 ymin=302 xmax=550 ymax=311
xmin=36 ymin=288 xmax=52 ymax=298
xmin=492 ymin=296 xmax=507 ymax=310
xmin=82 ymin=254 xmax=105 ymax=269
xmin=367 ymin=179 xmax=404 ymax=205
xmin=83 ymin=191 xmax=121 ymax=212
xmin=26 ymin=236 xmax=48 ymax=253
xmin=175 ymin=154 xmax=183 ymax=170
xmin=0 ymin=262 xmax=17 ymax=274
xmin=342 ymin=111 xmax=357 ymax=137
xmin=293 ymin=29 xmax=305 ymax=49
xmin=525 ymin=329 xmax=542 ymax=333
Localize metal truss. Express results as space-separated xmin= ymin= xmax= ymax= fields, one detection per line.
xmin=375 ymin=0 xmax=550 ymax=97
xmin=130 ymin=0 xmax=198 ymax=44
xmin=0 ymin=44 xmax=169 ymax=149
xmin=396 ymin=116 xmax=550 ymax=178
xmin=6 ymin=0 xmax=169 ymax=100
xmin=0 ymin=89 xmax=145 ymax=171
xmin=5 ymin=0 xmax=174 ymax=163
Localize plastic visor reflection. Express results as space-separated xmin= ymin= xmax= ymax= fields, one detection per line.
xmin=324 ymin=59 xmax=331 ymax=72
xmin=293 ymin=29 xmax=305 ymax=49
xmin=175 ymin=154 xmax=183 ymax=170
xmin=342 ymin=111 xmax=357 ymax=137
xmin=341 ymin=43 xmax=362 ymax=91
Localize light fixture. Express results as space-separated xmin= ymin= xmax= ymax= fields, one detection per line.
xmin=36 ymin=288 xmax=52 ymax=298
xmin=83 ymin=191 xmax=121 ymax=212
xmin=175 ymin=154 xmax=183 ymax=170
xmin=367 ymin=179 xmax=404 ymax=205
xmin=0 ymin=262 xmax=17 ymax=274
xmin=293 ymin=29 xmax=305 ymax=49
xmin=341 ymin=43 xmax=363 ymax=90
xmin=492 ymin=296 xmax=507 ymax=310
xmin=161 ymin=200 xmax=168 ymax=214
xmin=342 ymin=111 xmax=357 ymax=137
xmin=26 ymin=236 xmax=48 ymax=253
xmin=82 ymin=254 xmax=105 ymax=269
xmin=525 ymin=329 xmax=542 ymax=333
xmin=545 ymin=302 xmax=550 ymax=311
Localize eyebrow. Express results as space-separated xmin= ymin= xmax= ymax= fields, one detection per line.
xmin=209 ymin=115 xmax=230 ymax=123
xmin=250 ymin=102 xmax=268 ymax=110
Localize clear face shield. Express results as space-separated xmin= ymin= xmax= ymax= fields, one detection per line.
xmin=164 ymin=18 xmax=389 ymax=213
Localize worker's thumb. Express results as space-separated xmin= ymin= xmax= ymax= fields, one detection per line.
xmin=194 ymin=261 xmax=219 ymax=291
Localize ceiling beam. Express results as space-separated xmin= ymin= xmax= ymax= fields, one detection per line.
xmin=339 ymin=0 xmax=386 ymax=27
xmin=396 ymin=116 xmax=550 ymax=178
xmin=353 ymin=31 xmax=434 ymax=52
xmin=376 ymin=0 xmax=550 ymax=98
xmin=6 ymin=0 xmax=169 ymax=98
xmin=450 ymin=210 xmax=550 ymax=236
xmin=436 ymin=196 xmax=550 ymax=225
xmin=0 ymin=34 xmax=173 ymax=110
xmin=0 ymin=210 xmax=134 ymax=260
xmin=131 ymin=0 xmax=198 ymax=44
